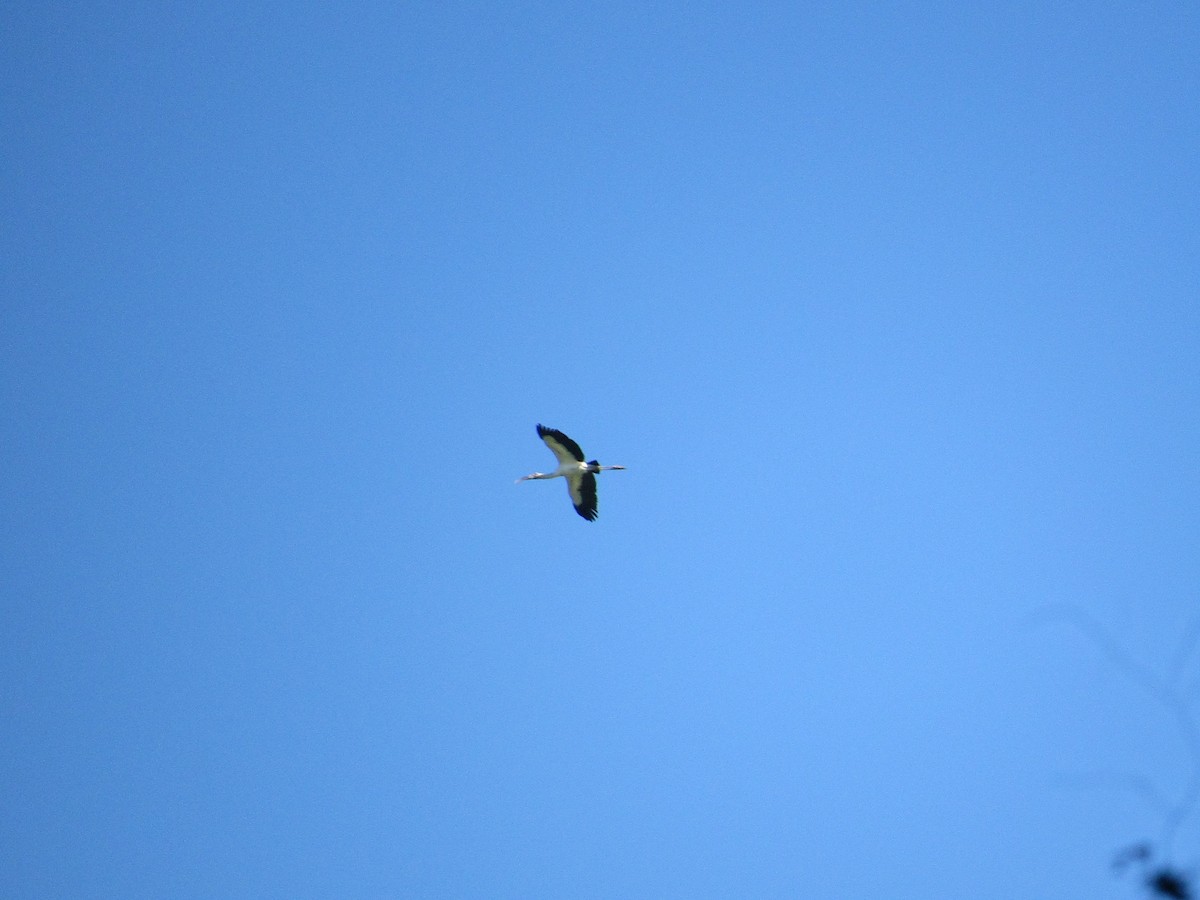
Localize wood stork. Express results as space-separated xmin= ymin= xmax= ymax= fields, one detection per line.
xmin=517 ymin=424 xmax=626 ymax=521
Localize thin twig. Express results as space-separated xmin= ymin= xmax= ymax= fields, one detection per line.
xmin=1031 ymin=604 xmax=1200 ymax=855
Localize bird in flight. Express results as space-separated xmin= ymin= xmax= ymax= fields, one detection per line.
xmin=517 ymin=424 xmax=626 ymax=521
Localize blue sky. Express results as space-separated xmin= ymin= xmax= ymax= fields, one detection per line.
xmin=3 ymin=1 xmax=1199 ymax=897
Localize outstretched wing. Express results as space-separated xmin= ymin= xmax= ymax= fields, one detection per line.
xmin=537 ymin=424 xmax=585 ymax=465
xmin=566 ymin=471 xmax=598 ymax=521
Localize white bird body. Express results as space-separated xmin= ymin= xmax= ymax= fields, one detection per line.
xmin=517 ymin=424 xmax=626 ymax=521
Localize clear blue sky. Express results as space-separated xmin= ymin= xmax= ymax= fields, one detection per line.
xmin=3 ymin=2 xmax=1199 ymax=897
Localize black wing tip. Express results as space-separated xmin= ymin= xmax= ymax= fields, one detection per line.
xmin=574 ymin=471 xmax=598 ymax=521
xmin=536 ymin=424 xmax=585 ymax=462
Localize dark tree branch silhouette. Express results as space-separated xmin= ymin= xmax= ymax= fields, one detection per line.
xmin=1035 ymin=605 xmax=1200 ymax=898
